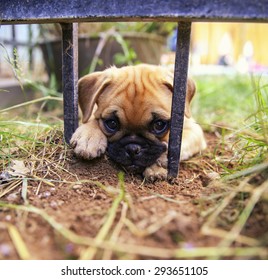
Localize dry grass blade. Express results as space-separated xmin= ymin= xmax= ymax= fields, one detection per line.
xmin=102 ymin=202 xmax=128 ymax=260
xmin=202 ymin=227 xmax=258 ymax=246
xmin=219 ymin=179 xmax=268 ymax=248
xmin=149 ymin=192 xmax=187 ymax=205
xmin=124 ymin=211 xmax=177 ymax=237
xmin=173 ymin=246 xmax=268 ymax=259
xmin=0 ymin=180 xmax=21 ymax=198
xmin=21 ymin=178 xmax=28 ymax=204
xmin=0 ymin=96 xmax=62 ymax=113
xmin=79 ymin=172 xmax=126 ymax=260
xmin=224 ymin=162 xmax=268 ymax=181
xmin=0 ymin=222 xmax=31 ymax=260
xmin=201 ymin=176 xmax=259 ymax=246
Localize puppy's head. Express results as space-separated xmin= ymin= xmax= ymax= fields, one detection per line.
xmin=78 ymin=64 xmax=195 ymax=173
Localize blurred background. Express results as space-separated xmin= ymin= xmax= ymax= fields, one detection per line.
xmin=1 ymin=22 xmax=268 ymax=108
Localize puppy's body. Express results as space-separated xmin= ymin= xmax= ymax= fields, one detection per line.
xmin=71 ymin=64 xmax=206 ymax=180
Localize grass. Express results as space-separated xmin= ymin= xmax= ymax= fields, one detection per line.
xmin=0 ymin=71 xmax=268 ymax=260
xmin=194 ymin=75 xmax=254 ymax=126
xmin=194 ymin=73 xmax=268 ymax=173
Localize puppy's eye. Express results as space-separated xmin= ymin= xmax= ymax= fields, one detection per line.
xmin=103 ymin=118 xmax=119 ymax=133
xmin=151 ymin=119 xmax=169 ymax=136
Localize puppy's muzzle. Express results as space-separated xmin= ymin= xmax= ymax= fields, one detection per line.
xmin=107 ymin=135 xmax=166 ymax=174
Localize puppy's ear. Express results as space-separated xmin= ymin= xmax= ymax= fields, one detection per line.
xmin=163 ymin=78 xmax=196 ymax=118
xmin=78 ymin=72 xmax=111 ymax=123
xmin=185 ymin=78 xmax=196 ymax=118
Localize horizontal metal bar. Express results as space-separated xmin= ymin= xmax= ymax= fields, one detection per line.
xmin=1 ymin=0 xmax=268 ymax=24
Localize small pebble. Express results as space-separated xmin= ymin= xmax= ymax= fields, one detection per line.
xmin=0 ymin=244 xmax=12 ymax=257
xmin=94 ymin=193 xmax=107 ymax=200
xmin=5 ymin=215 xmax=12 ymax=221
xmin=72 ymin=184 xmax=82 ymax=190
xmin=6 ymin=193 xmax=18 ymax=202
xmin=65 ymin=243 xmax=74 ymax=254
xmin=50 ymin=201 xmax=58 ymax=209
xmin=207 ymin=172 xmax=221 ymax=180
xmin=43 ymin=191 xmax=51 ymax=198
xmin=38 ymin=191 xmax=51 ymax=199
xmin=183 ymin=242 xmax=194 ymax=250
xmin=57 ymin=200 xmax=65 ymax=206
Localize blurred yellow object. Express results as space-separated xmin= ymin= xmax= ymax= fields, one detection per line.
xmin=191 ymin=22 xmax=268 ymax=67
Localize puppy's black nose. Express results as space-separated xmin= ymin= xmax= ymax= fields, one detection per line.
xmin=125 ymin=143 xmax=142 ymax=157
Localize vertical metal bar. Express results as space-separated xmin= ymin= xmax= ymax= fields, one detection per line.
xmin=61 ymin=23 xmax=79 ymax=144
xmin=168 ymin=22 xmax=192 ymax=179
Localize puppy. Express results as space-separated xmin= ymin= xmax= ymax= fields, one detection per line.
xmin=70 ymin=64 xmax=206 ymax=181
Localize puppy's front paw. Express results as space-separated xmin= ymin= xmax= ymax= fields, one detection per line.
xmin=70 ymin=124 xmax=107 ymax=160
xmin=143 ymin=164 xmax=168 ymax=182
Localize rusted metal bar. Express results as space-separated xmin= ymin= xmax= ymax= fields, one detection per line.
xmin=168 ymin=21 xmax=192 ymax=178
xmin=61 ymin=23 xmax=79 ymax=144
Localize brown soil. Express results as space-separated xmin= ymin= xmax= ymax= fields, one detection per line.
xmin=0 ymin=133 xmax=267 ymax=260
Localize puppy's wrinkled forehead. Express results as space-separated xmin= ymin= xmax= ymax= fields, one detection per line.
xmin=96 ymin=65 xmax=173 ymax=127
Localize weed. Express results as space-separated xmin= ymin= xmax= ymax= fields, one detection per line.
xmin=195 ymin=74 xmax=268 ymax=175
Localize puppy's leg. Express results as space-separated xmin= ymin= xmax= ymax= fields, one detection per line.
xmin=180 ymin=120 xmax=207 ymax=161
xmin=70 ymin=119 xmax=107 ymax=159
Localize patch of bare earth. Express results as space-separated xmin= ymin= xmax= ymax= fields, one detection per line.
xmin=0 ymin=133 xmax=267 ymax=259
